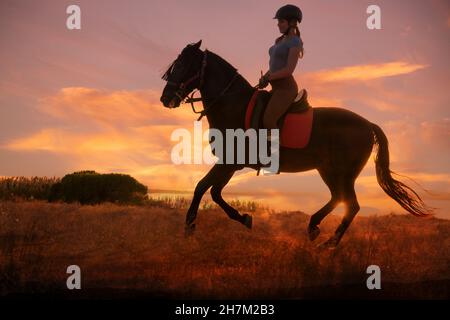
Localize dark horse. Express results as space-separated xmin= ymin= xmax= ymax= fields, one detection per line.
xmin=160 ymin=40 xmax=432 ymax=248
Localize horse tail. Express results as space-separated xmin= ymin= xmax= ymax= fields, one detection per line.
xmin=371 ymin=122 xmax=433 ymax=217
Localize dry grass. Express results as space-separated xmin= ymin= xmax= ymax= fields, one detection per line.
xmin=0 ymin=200 xmax=448 ymax=299
xmin=0 ymin=176 xmax=59 ymax=201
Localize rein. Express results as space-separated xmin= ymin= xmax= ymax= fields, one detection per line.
xmin=185 ymin=73 xmax=247 ymax=121
xmin=174 ymin=50 xmax=258 ymax=121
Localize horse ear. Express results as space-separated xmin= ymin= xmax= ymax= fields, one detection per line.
xmin=193 ymin=40 xmax=202 ymax=49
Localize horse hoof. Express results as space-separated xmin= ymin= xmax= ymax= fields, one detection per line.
xmin=308 ymin=225 xmax=320 ymax=241
xmin=184 ymin=223 xmax=196 ymax=238
xmin=243 ymin=214 xmax=252 ymax=229
xmin=317 ymin=237 xmax=339 ymax=250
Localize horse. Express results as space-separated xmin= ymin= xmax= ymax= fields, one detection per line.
xmin=159 ymin=40 xmax=433 ymax=248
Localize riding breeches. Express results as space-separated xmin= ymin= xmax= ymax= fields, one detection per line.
xmin=263 ymin=75 xmax=298 ymax=130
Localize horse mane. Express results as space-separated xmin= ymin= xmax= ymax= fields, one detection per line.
xmin=161 ymin=59 xmax=176 ymax=81
xmin=205 ymin=50 xmax=237 ymax=74
xmin=161 ymin=47 xmax=253 ymax=89
xmin=160 ymin=50 xmax=235 ymax=82
xmin=206 ymin=49 xmax=252 ymax=88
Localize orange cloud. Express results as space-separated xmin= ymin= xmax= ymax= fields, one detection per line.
xmin=308 ymin=96 xmax=344 ymax=108
xmin=3 ymin=125 xmax=216 ymax=191
xmin=307 ymin=61 xmax=428 ymax=82
xmin=2 ymin=86 xmax=221 ymax=191
xmin=5 ymin=126 xmax=175 ymax=157
xmin=357 ymin=173 xmax=450 ymax=190
xmin=37 ymin=87 xmax=195 ymax=129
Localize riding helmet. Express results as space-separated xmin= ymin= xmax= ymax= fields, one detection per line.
xmin=273 ymin=4 xmax=302 ymax=23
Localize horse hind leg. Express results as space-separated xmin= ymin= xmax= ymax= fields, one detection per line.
xmin=308 ymin=168 xmax=340 ymax=241
xmin=313 ymin=120 xmax=371 ymax=247
xmin=319 ymin=183 xmax=360 ymax=249
xmin=319 ymin=137 xmax=371 ymax=247
xmin=308 ymin=197 xmax=339 ymax=241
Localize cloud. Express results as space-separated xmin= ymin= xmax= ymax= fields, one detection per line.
xmin=2 ymin=124 xmax=217 ymax=191
xmin=3 ymin=85 xmax=204 ymax=158
xmin=37 ymin=87 xmax=194 ymax=129
xmin=375 ymin=118 xmax=450 ymax=172
xmin=307 ymin=61 xmax=428 ymax=83
xmin=420 ymin=118 xmax=450 ymax=149
xmin=4 ymin=126 xmax=173 ymax=159
xmin=357 ymin=172 xmax=450 ymax=190
xmin=1 ymin=86 xmax=227 ymax=193
xmin=308 ymin=96 xmax=344 ymax=108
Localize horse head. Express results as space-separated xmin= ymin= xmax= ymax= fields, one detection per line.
xmin=160 ymin=40 xmax=205 ymax=109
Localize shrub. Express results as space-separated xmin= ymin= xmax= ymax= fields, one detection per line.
xmin=48 ymin=170 xmax=148 ymax=205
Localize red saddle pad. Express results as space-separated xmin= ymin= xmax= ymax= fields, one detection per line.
xmin=245 ymin=90 xmax=314 ymax=149
xmin=279 ymin=108 xmax=314 ymax=148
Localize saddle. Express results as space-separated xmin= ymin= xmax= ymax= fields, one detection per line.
xmin=246 ymin=88 xmax=312 ymax=131
xmin=244 ymin=88 xmax=314 ymax=175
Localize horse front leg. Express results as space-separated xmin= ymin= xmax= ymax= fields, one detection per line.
xmin=185 ymin=164 xmax=227 ymax=237
xmin=210 ymin=170 xmax=252 ymax=229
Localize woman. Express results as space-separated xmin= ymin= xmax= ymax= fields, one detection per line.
xmin=259 ymin=4 xmax=304 ymax=141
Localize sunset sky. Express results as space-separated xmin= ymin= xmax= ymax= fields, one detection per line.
xmin=1 ymin=0 xmax=449 ymax=217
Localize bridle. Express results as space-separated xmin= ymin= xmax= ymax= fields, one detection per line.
xmin=165 ymin=49 xmax=254 ymax=121
xmin=165 ymin=50 xmax=208 ymax=104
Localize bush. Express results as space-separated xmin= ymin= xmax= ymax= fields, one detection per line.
xmin=48 ymin=170 xmax=148 ymax=205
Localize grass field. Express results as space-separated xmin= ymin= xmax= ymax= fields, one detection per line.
xmin=0 ymin=199 xmax=449 ymax=299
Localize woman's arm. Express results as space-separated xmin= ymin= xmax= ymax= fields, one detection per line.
xmin=266 ymin=46 xmax=301 ymax=81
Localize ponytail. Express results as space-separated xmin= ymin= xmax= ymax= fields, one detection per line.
xmin=295 ymin=26 xmax=304 ymax=59
xmin=276 ymin=23 xmax=305 ymax=59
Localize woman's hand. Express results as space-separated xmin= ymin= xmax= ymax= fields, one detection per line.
xmin=258 ymin=71 xmax=270 ymax=88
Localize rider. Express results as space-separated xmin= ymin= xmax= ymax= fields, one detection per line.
xmin=259 ymin=4 xmax=304 ymax=141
